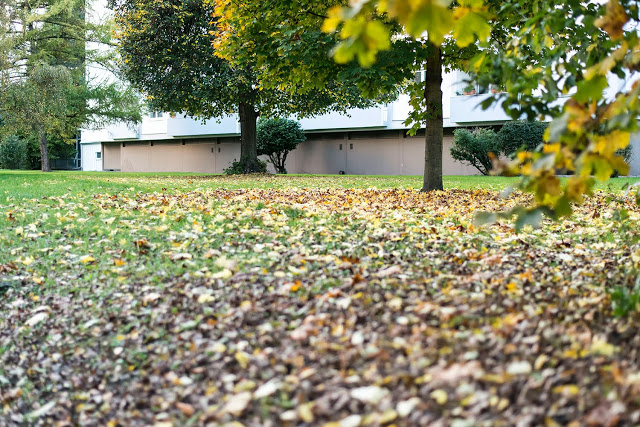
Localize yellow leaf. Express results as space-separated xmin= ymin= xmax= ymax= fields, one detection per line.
xmin=235 ymin=351 xmax=250 ymax=369
xmin=588 ymin=337 xmax=616 ymax=357
xmin=298 ymin=403 xmax=314 ymax=423
xmin=113 ymin=258 xmax=126 ymax=267
xmin=552 ymin=384 xmax=579 ymax=396
xmin=595 ymin=0 xmax=629 ymax=40
xmin=212 ymin=268 xmax=233 ymax=279
xmin=80 ymin=255 xmax=95 ymax=264
xmin=198 ymin=294 xmax=215 ymax=303
xmin=430 ymin=389 xmax=448 ymax=405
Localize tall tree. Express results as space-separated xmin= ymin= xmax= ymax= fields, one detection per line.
xmin=110 ymin=0 xmax=413 ymax=173
xmin=325 ymin=0 xmax=639 ymax=223
xmin=214 ymin=0 xmax=496 ymax=191
xmin=0 ymin=0 xmax=141 ymax=171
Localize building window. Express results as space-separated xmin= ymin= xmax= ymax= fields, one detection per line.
xmin=149 ymin=111 xmax=164 ymax=119
xmin=96 ymin=152 xmax=102 ymax=159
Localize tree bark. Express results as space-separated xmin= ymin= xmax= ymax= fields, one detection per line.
xmin=238 ymin=101 xmax=261 ymax=173
xmin=39 ymin=131 xmax=51 ymax=172
xmin=421 ymin=42 xmax=444 ymax=192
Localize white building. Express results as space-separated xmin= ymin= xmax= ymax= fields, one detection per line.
xmin=80 ymin=69 xmax=528 ymax=175
xmin=80 ymin=1 xmax=640 ymax=176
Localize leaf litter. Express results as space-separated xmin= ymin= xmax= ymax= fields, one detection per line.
xmin=0 ymin=183 xmax=639 ymax=426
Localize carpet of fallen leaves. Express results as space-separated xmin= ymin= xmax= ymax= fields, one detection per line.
xmin=2 ymin=183 xmax=640 ymax=426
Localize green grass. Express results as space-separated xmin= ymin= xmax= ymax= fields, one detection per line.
xmin=1 ymin=170 xmax=638 ymax=200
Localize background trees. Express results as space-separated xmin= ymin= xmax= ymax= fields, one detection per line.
xmin=111 ymin=0 xmax=410 ymax=173
xmin=0 ymin=0 xmax=141 ymax=171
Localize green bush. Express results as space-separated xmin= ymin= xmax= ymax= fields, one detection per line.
xmin=257 ymin=118 xmax=306 ymax=174
xmin=223 ymin=159 xmax=267 ymax=175
xmin=497 ymin=120 xmax=548 ymax=157
xmin=0 ymin=135 xmax=28 ymax=170
xmin=450 ymin=128 xmax=500 ymax=175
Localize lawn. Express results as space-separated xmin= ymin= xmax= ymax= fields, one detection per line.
xmin=1 ymin=171 xmax=640 ymax=425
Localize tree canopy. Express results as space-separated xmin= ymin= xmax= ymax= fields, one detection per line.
xmin=111 ymin=0 xmax=409 ymax=173
xmin=210 ymin=0 xmax=507 ymax=191
xmin=324 ymin=0 xmax=640 ymax=224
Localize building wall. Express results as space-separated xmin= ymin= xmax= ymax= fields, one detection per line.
xmin=81 ymin=143 xmax=102 ymax=171
xmin=103 ymin=143 xmax=122 ymax=170
xmin=103 ymin=131 xmax=480 ymax=175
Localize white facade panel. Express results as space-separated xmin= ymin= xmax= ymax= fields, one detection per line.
xmin=450 ymin=94 xmax=513 ymax=124
xmin=167 ymin=114 xmax=239 ymax=137
xmin=298 ymin=106 xmax=387 ymax=130
xmin=141 ymin=116 xmax=168 ymax=136
xmin=109 ymin=121 xmax=141 ymax=140
xmin=81 ymin=143 xmax=102 ymax=171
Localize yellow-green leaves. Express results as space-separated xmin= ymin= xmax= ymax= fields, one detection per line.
xmin=330 ymin=16 xmax=391 ymax=66
xmin=574 ymin=75 xmax=608 ymax=103
xmin=453 ymin=1 xmax=493 ymax=48
xmin=595 ymin=0 xmax=628 ymax=40
xmin=323 ymin=0 xmax=493 ymax=66
xmin=400 ymin=0 xmax=454 ymax=43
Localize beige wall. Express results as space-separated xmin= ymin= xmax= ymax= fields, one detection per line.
xmin=286 ymin=131 xmax=478 ymax=175
xmin=103 ymin=143 xmax=121 ymax=171
xmin=103 ymin=130 xmax=480 ymax=175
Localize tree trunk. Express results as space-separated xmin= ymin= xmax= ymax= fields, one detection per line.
xmin=421 ymin=42 xmax=444 ymax=192
xmin=238 ymin=102 xmax=260 ymax=173
xmin=39 ymin=131 xmax=51 ymax=172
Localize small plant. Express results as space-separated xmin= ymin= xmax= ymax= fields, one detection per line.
xmin=257 ymin=118 xmax=306 ymax=174
xmin=223 ymin=159 xmax=267 ymax=175
xmin=0 ymin=135 xmax=28 ymax=170
xmin=462 ymin=84 xmax=476 ymax=95
xmin=450 ymin=128 xmax=499 ymax=175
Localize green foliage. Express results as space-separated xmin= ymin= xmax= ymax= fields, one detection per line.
xmin=451 ymin=128 xmax=499 ymax=176
xmin=323 ymin=0 xmax=493 ymax=65
xmin=610 ymin=277 xmax=640 ymax=317
xmin=0 ymin=136 xmax=28 ymax=170
xmin=473 ymin=0 xmax=640 ymax=220
xmin=497 ymin=121 xmax=548 ymax=157
xmin=224 ymin=159 xmax=267 ymax=175
xmin=257 ymin=119 xmax=306 ymax=174
xmin=112 ymin=0 xmax=395 ymax=174
xmin=324 ymin=0 xmax=640 ymax=223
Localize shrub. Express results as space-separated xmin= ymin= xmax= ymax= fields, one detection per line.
xmin=497 ymin=120 xmax=548 ymax=157
xmin=257 ymin=118 xmax=306 ymax=174
xmin=223 ymin=159 xmax=267 ymax=175
xmin=0 ymin=135 xmax=28 ymax=170
xmin=450 ymin=127 xmax=499 ymax=175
